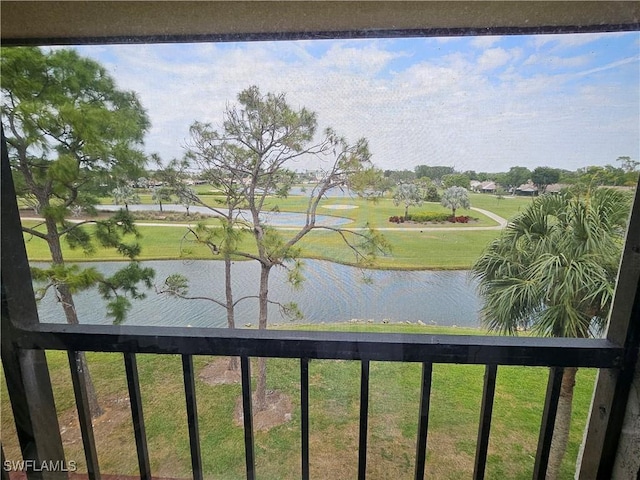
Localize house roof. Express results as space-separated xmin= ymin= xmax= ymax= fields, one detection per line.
xmin=545 ymin=183 xmax=568 ymax=193
xmin=517 ymin=182 xmax=538 ymax=192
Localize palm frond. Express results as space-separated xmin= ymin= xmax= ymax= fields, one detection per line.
xmin=472 ymin=189 xmax=627 ymax=339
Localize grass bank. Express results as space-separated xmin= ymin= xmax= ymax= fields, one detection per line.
xmin=24 ymin=191 xmax=522 ymax=269
xmin=1 ymin=324 xmax=595 ymax=480
xmin=22 ymin=220 xmax=500 ymax=270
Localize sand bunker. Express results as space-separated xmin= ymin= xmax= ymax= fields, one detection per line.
xmin=321 ymin=204 xmax=359 ymax=210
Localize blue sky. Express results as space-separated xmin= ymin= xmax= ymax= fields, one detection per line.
xmin=67 ymin=31 xmax=639 ymax=173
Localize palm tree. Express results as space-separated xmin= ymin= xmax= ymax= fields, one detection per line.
xmin=151 ymin=186 xmax=172 ymax=212
xmin=393 ymin=182 xmax=423 ymax=219
xmin=112 ymin=185 xmax=140 ymax=212
xmin=441 ymin=186 xmax=470 ymax=218
xmin=471 ymin=189 xmax=629 ymax=479
xmin=176 ymin=185 xmax=197 ymax=216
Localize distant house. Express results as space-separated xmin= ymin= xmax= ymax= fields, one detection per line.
xmin=545 ymin=183 xmax=569 ymax=194
xmin=470 ymin=180 xmax=497 ymax=193
xmin=516 ymin=181 xmax=538 ymax=196
xmin=480 ymin=181 xmax=497 ymax=193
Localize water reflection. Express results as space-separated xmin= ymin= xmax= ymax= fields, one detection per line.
xmin=34 ymin=260 xmax=481 ymax=329
xmin=97 ymin=204 xmax=350 ymax=227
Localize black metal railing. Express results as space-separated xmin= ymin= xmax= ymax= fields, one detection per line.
xmin=2 ymin=319 xmax=624 ymax=480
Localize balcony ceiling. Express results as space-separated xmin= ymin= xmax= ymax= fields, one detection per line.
xmin=2 ymin=1 xmax=639 ymax=44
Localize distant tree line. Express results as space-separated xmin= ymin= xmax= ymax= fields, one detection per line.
xmin=380 ymin=159 xmax=639 ymax=193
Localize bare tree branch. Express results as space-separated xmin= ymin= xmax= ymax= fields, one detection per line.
xmin=58 ymin=219 xmax=100 ymax=236
xmin=21 ymin=225 xmax=49 ymax=241
xmin=155 ymin=286 xmax=227 ymax=309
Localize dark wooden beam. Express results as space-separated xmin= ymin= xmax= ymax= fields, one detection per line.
xmin=577 ymin=186 xmax=640 ymax=478
xmin=1 ymin=131 xmax=66 ymax=480
xmin=1 ymin=1 xmax=638 ymax=45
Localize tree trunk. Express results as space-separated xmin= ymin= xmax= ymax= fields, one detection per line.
xmin=45 ymin=216 xmax=104 ymax=418
xmin=225 ymin=254 xmax=238 ymax=371
xmin=404 ymin=205 xmax=409 ymax=220
xmin=255 ymin=263 xmax=270 ymax=410
xmin=159 ymin=201 xmax=163 ymax=212
xmin=546 ymin=367 xmax=578 ymax=480
xmin=76 ymin=350 xmax=102 ymax=417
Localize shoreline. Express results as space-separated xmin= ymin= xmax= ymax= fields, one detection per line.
xmin=28 ymin=255 xmax=474 ymax=272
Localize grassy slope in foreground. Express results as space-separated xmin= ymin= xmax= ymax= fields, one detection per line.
xmin=1 ymin=324 xmax=594 ymax=480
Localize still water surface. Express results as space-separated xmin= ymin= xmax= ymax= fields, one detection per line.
xmin=34 ymin=260 xmax=481 ymax=328
xmin=97 ymin=204 xmax=350 ymax=227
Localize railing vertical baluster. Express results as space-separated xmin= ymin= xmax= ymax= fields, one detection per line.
xmin=240 ymin=356 xmax=255 ymax=480
xmin=182 ymin=355 xmax=202 ymax=480
xmin=414 ymin=362 xmax=433 ymax=480
xmin=67 ymin=351 xmax=100 ymax=480
xmin=473 ymin=364 xmax=498 ymax=480
xmin=358 ymin=360 xmax=370 ymax=480
xmin=532 ymin=367 xmax=564 ymax=480
xmin=123 ymin=353 xmax=151 ymax=480
xmin=301 ymin=358 xmax=310 ymax=480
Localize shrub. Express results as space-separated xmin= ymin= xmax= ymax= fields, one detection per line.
xmin=132 ymin=211 xmax=211 ymax=222
xmin=424 ymin=185 xmax=441 ymax=202
xmin=394 ymin=212 xmax=477 ymax=224
xmin=406 ymin=212 xmax=451 ymax=223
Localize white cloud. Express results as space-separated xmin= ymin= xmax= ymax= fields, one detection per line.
xmin=433 ymin=37 xmax=464 ymax=44
xmin=470 ymin=36 xmax=502 ymax=49
xmin=476 ymin=48 xmax=511 ymax=71
xmin=70 ymin=35 xmax=638 ymax=173
xmin=532 ymin=31 xmax=632 ymax=49
xmin=317 ymin=44 xmax=406 ymax=75
xmin=574 ymin=56 xmax=640 ymax=77
xmin=523 ymin=53 xmax=591 ymax=69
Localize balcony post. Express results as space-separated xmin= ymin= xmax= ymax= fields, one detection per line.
xmin=1 ymin=130 xmax=67 ymax=480
xmin=576 ymin=185 xmax=640 ymax=478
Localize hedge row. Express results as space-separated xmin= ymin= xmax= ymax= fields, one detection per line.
xmin=408 ymin=212 xmax=451 ymax=223
xmin=388 ymin=213 xmax=474 ymax=224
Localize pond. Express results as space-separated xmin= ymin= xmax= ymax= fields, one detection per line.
xmin=287 ymin=186 xmax=356 ymax=197
xmin=97 ymin=204 xmax=351 ymax=227
xmin=34 ymin=260 xmax=482 ymax=329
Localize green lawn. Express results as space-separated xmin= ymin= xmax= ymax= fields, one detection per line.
xmin=23 ymin=220 xmax=499 ymax=269
xmin=260 ymin=195 xmax=494 ymax=228
xmin=297 ymin=229 xmax=499 ymax=269
xmin=1 ymin=324 xmax=596 ymax=480
xmin=25 ymin=189 xmax=510 ymax=270
xmin=100 ymin=192 xmax=501 ymax=229
xmin=469 ymin=193 xmax=535 ymax=221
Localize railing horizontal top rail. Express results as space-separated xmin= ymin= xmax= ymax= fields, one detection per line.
xmin=6 ymin=322 xmax=623 ymax=368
